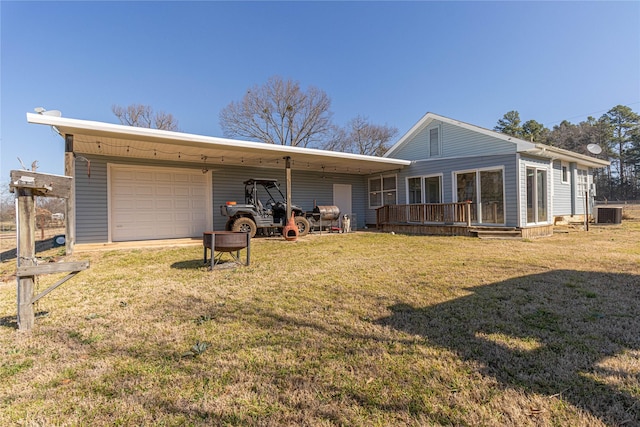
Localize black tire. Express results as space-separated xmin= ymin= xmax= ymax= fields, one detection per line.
xmin=224 ymin=219 xmax=234 ymax=231
xmin=232 ymin=217 xmax=257 ymax=238
xmin=295 ymin=216 xmax=310 ymax=237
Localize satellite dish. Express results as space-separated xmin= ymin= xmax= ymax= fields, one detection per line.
xmin=42 ymin=110 xmax=62 ymax=117
xmin=587 ymin=143 xmax=602 ymax=155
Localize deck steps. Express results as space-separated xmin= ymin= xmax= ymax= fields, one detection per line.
xmin=469 ymin=227 xmax=522 ymax=240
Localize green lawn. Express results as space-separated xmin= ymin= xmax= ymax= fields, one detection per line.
xmin=1 ymin=223 xmax=639 ymax=426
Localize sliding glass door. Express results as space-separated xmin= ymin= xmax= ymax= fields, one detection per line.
xmin=526 ymin=168 xmax=547 ymax=224
xmin=455 ymin=169 xmax=505 ymax=224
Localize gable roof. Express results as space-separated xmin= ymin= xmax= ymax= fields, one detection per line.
xmin=27 ymin=113 xmax=411 ymax=175
xmin=385 ymin=112 xmax=609 ymax=168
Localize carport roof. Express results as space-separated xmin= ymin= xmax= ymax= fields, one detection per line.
xmin=27 ymin=113 xmax=410 ymax=175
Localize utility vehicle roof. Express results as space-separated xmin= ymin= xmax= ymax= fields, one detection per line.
xmin=244 ymin=179 xmax=280 ymax=188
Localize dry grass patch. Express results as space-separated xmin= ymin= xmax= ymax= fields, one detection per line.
xmin=1 ymin=222 xmax=639 ymax=426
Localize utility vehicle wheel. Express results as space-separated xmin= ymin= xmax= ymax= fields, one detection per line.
xmin=232 ymin=217 xmax=257 ymax=238
xmin=295 ymin=216 xmax=310 ymax=237
xmin=224 ymin=219 xmax=234 ymax=231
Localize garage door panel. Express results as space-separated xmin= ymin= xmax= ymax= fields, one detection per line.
xmin=155 ymin=199 xmax=174 ymax=210
xmin=174 ymin=199 xmax=191 ymax=209
xmin=111 ymin=166 xmax=210 ymax=241
xmin=135 ymin=200 xmax=155 ymax=209
xmin=174 ymin=173 xmax=191 ymax=183
xmin=192 ymin=201 xmax=206 ymax=210
xmin=156 ymin=186 xmax=175 ymax=196
xmin=135 ymin=171 xmax=154 ymax=181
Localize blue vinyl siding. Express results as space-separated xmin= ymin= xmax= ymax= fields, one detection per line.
xmin=388 ymin=121 xmax=518 ymax=161
xmin=552 ymin=160 xmax=571 ymax=216
xmin=366 ymin=154 xmax=519 ymax=226
xmin=74 ymin=154 xmax=367 ymax=243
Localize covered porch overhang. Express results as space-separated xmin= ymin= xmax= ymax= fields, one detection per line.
xmin=26 ymin=113 xmax=411 ymax=175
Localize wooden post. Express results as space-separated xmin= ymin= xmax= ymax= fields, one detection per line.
xmin=10 ymin=170 xmax=87 ymax=331
xmin=466 ymin=201 xmax=472 ymax=227
xmin=16 ymin=188 xmax=36 ymax=331
xmin=284 ymin=156 xmax=292 ymax=221
xmin=64 ymin=134 xmax=75 ymax=255
xmin=584 ymin=191 xmax=589 ymax=232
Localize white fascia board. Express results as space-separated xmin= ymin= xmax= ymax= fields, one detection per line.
xmin=26 ymin=113 xmax=410 ymax=168
xmin=523 ymin=143 xmax=610 ymax=168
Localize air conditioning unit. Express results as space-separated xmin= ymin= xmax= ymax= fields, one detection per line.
xmin=596 ymin=207 xmax=622 ymax=224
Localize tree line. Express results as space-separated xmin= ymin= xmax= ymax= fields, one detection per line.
xmin=494 ymin=106 xmax=640 ymax=201
xmin=113 ymin=76 xmax=398 ymax=157
xmin=111 ymin=76 xmax=638 ymax=201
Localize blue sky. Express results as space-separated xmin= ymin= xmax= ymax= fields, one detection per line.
xmin=1 ymin=1 xmax=639 ymax=177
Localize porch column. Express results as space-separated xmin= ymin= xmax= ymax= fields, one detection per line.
xmin=284 ymin=156 xmax=292 ymax=220
xmin=570 ymin=162 xmax=577 ymax=216
xmin=64 ymin=134 xmax=75 ymax=255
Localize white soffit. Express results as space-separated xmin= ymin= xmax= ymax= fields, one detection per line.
xmin=27 ymin=113 xmax=410 ymax=175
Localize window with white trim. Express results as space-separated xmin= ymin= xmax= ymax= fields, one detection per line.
xmin=455 ymin=168 xmax=505 ymax=224
xmin=577 ymin=169 xmax=588 ymax=197
xmin=526 ymin=167 xmax=548 ymax=223
xmin=406 ymin=175 xmax=442 ymax=204
xmin=408 ymin=177 xmax=422 ymax=204
xmin=369 ymin=175 xmax=397 ymax=208
xmin=561 ymin=163 xmax=570 ymax=184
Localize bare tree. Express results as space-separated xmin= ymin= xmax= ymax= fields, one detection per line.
xmin=324 ymin=115 xmax=398 ymax=156
xmin=112 ymin=104 xmax=180 ymax=131
xmin=219 ymin=76 xmax=333 ymax=147
xmin=0 ymin=179 xmax=15 ymax=230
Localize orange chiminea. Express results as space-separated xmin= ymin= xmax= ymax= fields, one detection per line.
xmin=282 ymin=213 xmax=298 ymax=241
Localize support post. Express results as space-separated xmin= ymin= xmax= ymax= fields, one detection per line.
xmin=466 ymin=201 xmax=472 ymax=227
xmin=285 ymin=156 xmax=292 ymax=221
xmin=16 ymin=188 xmax=36 ymax=331
xmin=64 ymin=134 xmax=75 ymax=255
xmin=584 ymin=191 xmax=589 ymax=231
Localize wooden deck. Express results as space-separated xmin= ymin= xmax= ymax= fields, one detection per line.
xmin=376 ymin=203 xmax=554 ymax=239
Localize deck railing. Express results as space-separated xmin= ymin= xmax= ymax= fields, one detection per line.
xmin=376 ymin=202 xmax=476 ymax=227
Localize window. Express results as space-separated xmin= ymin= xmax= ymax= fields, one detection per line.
xmin=383 ymin=176 xmax=397 ymax=205
xmin=561 ymin=163 xmax=570 ymax=184
xmin=425 ymin=176 xmax=442 ymax=203
xmin=369 ymin=177 xmax=382 ymax=208
xmin=429 ymin=127 xmax=440 ymax=157
xmin=480 ymin=170 xmax=504 ymax=224
xmin=456 ymin=172 xmax=477 ymax=203
xmin=408 ymin=177 xmax=422 ymax=204
xmin=407 ymin=175 xmax=442 ymax=204
xmin=455 ymin=168 xmax=505 ymax=224
xmin=577 ymin=169 xmax=588 ymax=197
xmin=527 ymin=167 xmax=547 ymax=223
xmin=369 ymin=175 xmax=397 ymax=208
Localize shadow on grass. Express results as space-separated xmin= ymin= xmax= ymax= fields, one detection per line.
xmin=0 ymin=311 xmax=50 ymax=329
xmin=376 ymin=270 xmax=640 ymax=425
xmin=170 ymin=259 xmax=208 ymax=270
xmin=0 ymin=236 xmax=58 ymax=262
xmin=170 ymin=259 xmax=239 ymax=270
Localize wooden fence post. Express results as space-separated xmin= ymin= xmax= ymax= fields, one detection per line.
xmin=16 ymin=188 xmax=36 ymax=331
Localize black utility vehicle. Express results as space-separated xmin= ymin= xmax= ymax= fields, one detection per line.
xmin=220 ymin=179 xmax=311 ymax=238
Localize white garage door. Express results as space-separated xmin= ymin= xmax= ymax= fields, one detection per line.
xmin=110 ymin=166 xmax=211 ymax=242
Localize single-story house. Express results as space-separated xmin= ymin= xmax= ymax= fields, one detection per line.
xmin=26 ymin=111 xmax=609 ymax=245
